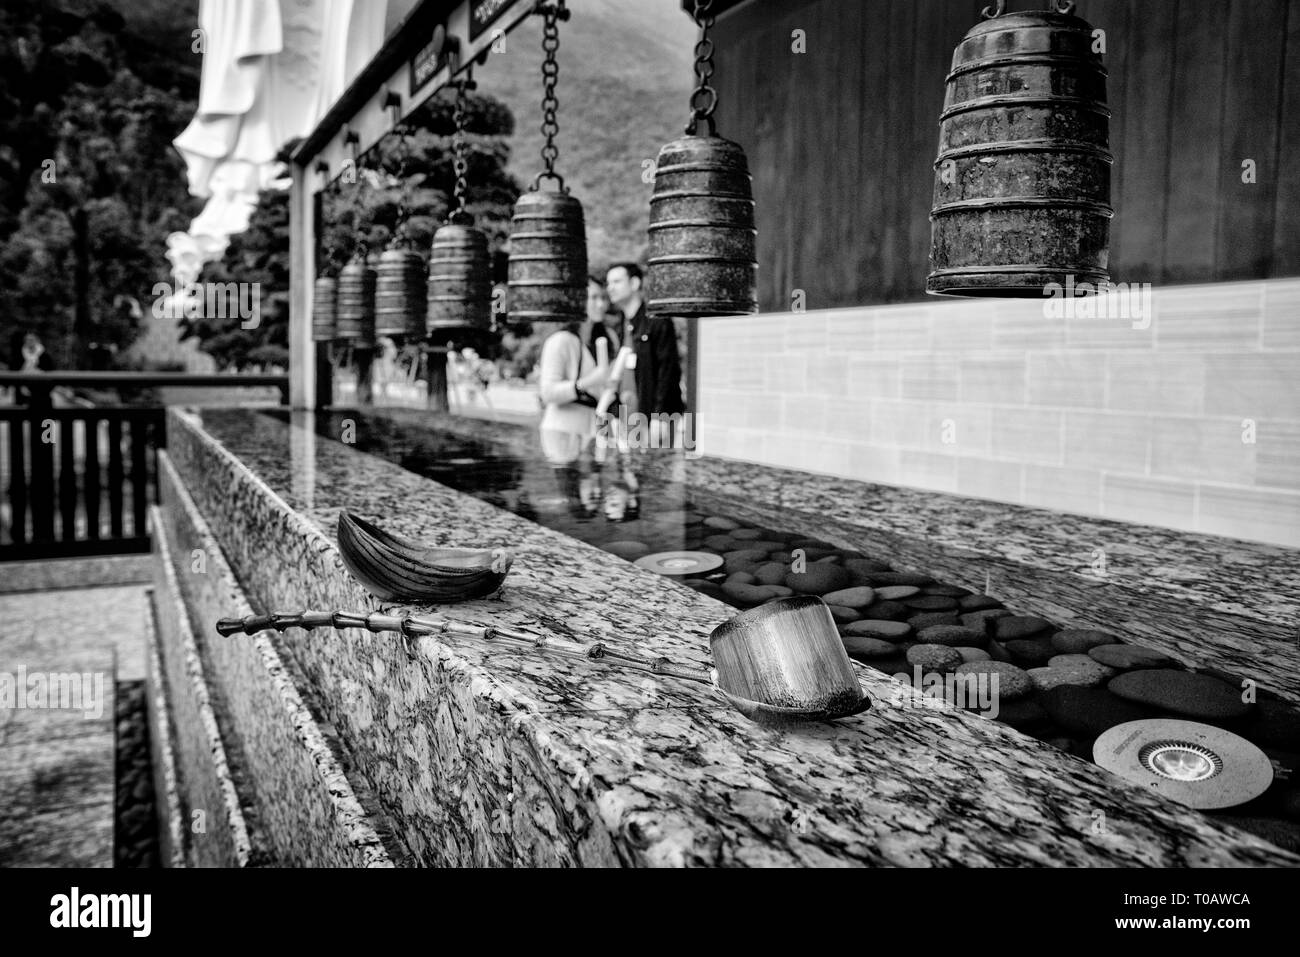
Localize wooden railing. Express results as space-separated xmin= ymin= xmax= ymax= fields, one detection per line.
xmin=0 ymin=371 xmax=290 ymax=405
xmin=0 ymin=372 xmax=288 ymax=561
xmin=1 ymin=407 xmax=163 ymax=559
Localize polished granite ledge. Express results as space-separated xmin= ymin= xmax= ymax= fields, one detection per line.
xmin=142 ymin=585 xmax=188 ymax=868
xmin=362 ymin=408 xmax=1300 ymax=707
xmin=149 ymin=513 xmax=255 ymax=867
xmin=157 ymin=455 xmax=393 ymax=867
xmin=0 ymin=555 xmax=152 ymax=594
xmin=161 ymin=406 xmax=1299 ymax=866
xmin=368 ymin=407 xmax=1300 ymax=630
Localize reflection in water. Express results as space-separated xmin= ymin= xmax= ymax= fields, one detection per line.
xmin=293 ymin=410 xmax=685 ymax=561
xmin=288 ymin=410 xmax=317 ymax=510
xmin=541 ymin=425 xmax=642 ymax=524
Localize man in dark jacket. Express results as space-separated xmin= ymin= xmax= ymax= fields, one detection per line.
xmin=605 ymin=263 xmax=685 ymax=430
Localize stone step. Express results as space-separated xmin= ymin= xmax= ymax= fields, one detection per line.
xmin=0 ymin=640 xmax=116 ymax=867
xmin=151 ymin=454 xmax=392 ymax=866
xmin=149 ymin=514 xmax=258 ymax=867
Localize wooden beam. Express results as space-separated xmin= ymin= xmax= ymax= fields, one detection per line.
xmin=292 ymin=0 xmax=537 ymax=191
xmin=289 ymin=161 xmax=315 ymax=410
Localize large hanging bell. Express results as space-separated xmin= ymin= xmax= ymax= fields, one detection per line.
xmin=646 ymin=134 xmax=757 ymax=318
xmin=507 ymin=189 xmax=587 ymax=325
xmin=312 ymin=274 xmax=337 ymax=342
xmin=927 ymin=5 xmax=1112 ymax=297
xmin=427 ymin=223 xmax=492 ymax=334
xmin=374 ymin=245 xmax=427 ymax=339
xmin=335 ymin=254 xmax=376 ymax=347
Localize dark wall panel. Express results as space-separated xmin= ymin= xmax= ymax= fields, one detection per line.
xmin=1272 ymin=0 xmax=1300 ymax=275
xmin=1110 ymin=0 xmax=1173 ymax=284
xmin=1217 ymin=0 xmax=1287 ymax=280
xmin=712 ymin=0 xmax=1300 ymax=311
xmin=1163 ymin=0 xmax=1229 ymax=284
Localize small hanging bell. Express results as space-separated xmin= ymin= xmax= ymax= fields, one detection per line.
xmin=335 ymin=253 xmax=377 ymax=347
xmin=374 ymin=245 xmax=427 ymax=339
xmin=507 ymin=1 xmax=587 ymax=327
xmin=428 ymin=222 xmax=493 ymax=334
xmin=646 ymin=134 xmax=757 ymax=318
xmin=927 ymin=2 xmax=1112 ymax=297
xmin=507 ymin=189 xmax=587 ymax=325
xmin=645 ymin=0 xmax=757 ymax=318
xmin=428 ymin=77 xmax=494 ymax=336
xmin=312 ymin=273 xmax=338 ymax=342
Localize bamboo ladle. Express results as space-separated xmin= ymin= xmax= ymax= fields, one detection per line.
xmin=215 ymin=597 xmax=872 ymax=725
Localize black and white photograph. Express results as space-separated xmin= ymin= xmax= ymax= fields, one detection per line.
xmin=0 ymin=0 xmax=1297 ymax=928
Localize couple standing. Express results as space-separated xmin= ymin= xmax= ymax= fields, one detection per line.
xmin=538 ymin=263 xmax=684 ymax=461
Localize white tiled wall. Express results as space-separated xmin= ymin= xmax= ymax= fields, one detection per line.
xmin=697 ymin=278 xmax=1300 ymax=548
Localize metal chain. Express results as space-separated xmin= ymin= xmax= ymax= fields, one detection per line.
xmin=686 ymin=0 xmax=717 ymax=136
xmin=983 ymin=1 xmax=1077 ymax=17
xmin=531 ymin=2 xmax=567 ymax=192
xmin=392 ymin=126 xmax=413 ymax=246
xmin=450 ymin=78 xmax=474 ymax=224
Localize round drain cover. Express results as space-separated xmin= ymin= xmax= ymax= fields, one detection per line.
xmin=634 ymin=551 xmax=723 ymax=576
xmin=1093 ymin=719 xmax=1273 ymax=810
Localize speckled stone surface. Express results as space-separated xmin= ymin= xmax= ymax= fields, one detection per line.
xmin=0 ymin=585 xmax=149 ymax=682
xmin=150 ymin=512 xmax=254 ymax=867
xmin=337 ymin=408 xmax=1300 ymax=708
xmin=684 ymin=464 xmax=1297 ymax=626
xmin=1 ymin=582 xmax=129 ymax=867
xmin=365 ymin=407 xmax=1300 ymax=620
xmin=143 ymin=588 xmax=186 ymax=868
xmin=161 ymin=406 xmax=1300 ymax=866
xmin=157 ymin=454 xmax=392 ymax=868
xmin=0 ymin=643 xmax=115 ymax=868
xmin=0 ymin=555 xmax=152 ymax=594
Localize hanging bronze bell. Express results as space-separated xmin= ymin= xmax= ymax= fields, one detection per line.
xmin=312 ymin=274 xmax=337 ymax=342
xmin=335 ymin=254 xmax=376 ymax=347
xmin=927 ymin=4 xmax=1112 ymax=297
xmin=646 ymin=134 xmax=757 ymax=317
xmin=428 ymin=223 xmax=492 ymax=334
xmin=507 ymin=189 xmax=587 ymax=325
xmin=374 ymin=245 xmax=427 ymax=339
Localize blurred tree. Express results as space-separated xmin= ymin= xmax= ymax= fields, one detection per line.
xmin=321 ymin=88 xmax=521 ymax=272
xmin=185 ymin=87 xmax=523 ymax=370
xmin=0 ymin=0 xmax=199 ymax=370
xmin=178 ymin=189 xmax=291 ymax=371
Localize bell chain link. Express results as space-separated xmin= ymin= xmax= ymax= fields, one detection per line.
xmin=983 ymin=0 xmax=1076 ymax=17
xmin=450 ymin=76 xmax=476 ymax=224
xmin=532 ymin=1 xmax=568 ymax=192
xmin=392 ymin=125 xmax=415 ymax=246
xmin=686 ymin=0 xmax=718 ymax=136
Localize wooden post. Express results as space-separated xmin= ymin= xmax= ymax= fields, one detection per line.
xmin=312 ymin=189 xmax=333 ymax=409
xmin=288 ymin=161 xmax=316 ymax=410
xmin=427 ymin=346 xmax=449 ymax=412
xmin=355 ymin=347 xmax=374 ymax=406
xmin=315 ymin=343 xmax=333 ymax=408
xmin=685 ymin=317 xmax=699 ymax=414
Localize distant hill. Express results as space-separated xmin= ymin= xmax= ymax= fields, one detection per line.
xmin=123 ymin=0 xmax=697 ymax=270
xmin=478 ymin=0 xmax=698 ymax=270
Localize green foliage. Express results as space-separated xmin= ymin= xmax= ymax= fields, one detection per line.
xmin=178 ymin=190 xmax=290 ymax=371
xmin=189 ymin=88 xmax=523 ymax=370
xmin=0 ymin=0 xmax=200 ymax=370
xmin=478 ymin=0 xmax=696 ymax=269
xmin=321 ymin=89 xmax=522 ymax=272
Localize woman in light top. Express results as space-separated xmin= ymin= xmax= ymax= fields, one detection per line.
xmin=536 ymin=277 xmax=612 ymax=456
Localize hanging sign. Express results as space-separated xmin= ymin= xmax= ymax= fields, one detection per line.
xmin=469 ymin=0 xmax=513 ymax=41
xmin=410 ymin=34 xmax=450 ymax=95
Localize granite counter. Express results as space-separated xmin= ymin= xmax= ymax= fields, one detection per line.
xmin=157 ymin=406 xmax=1299 ymax=866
